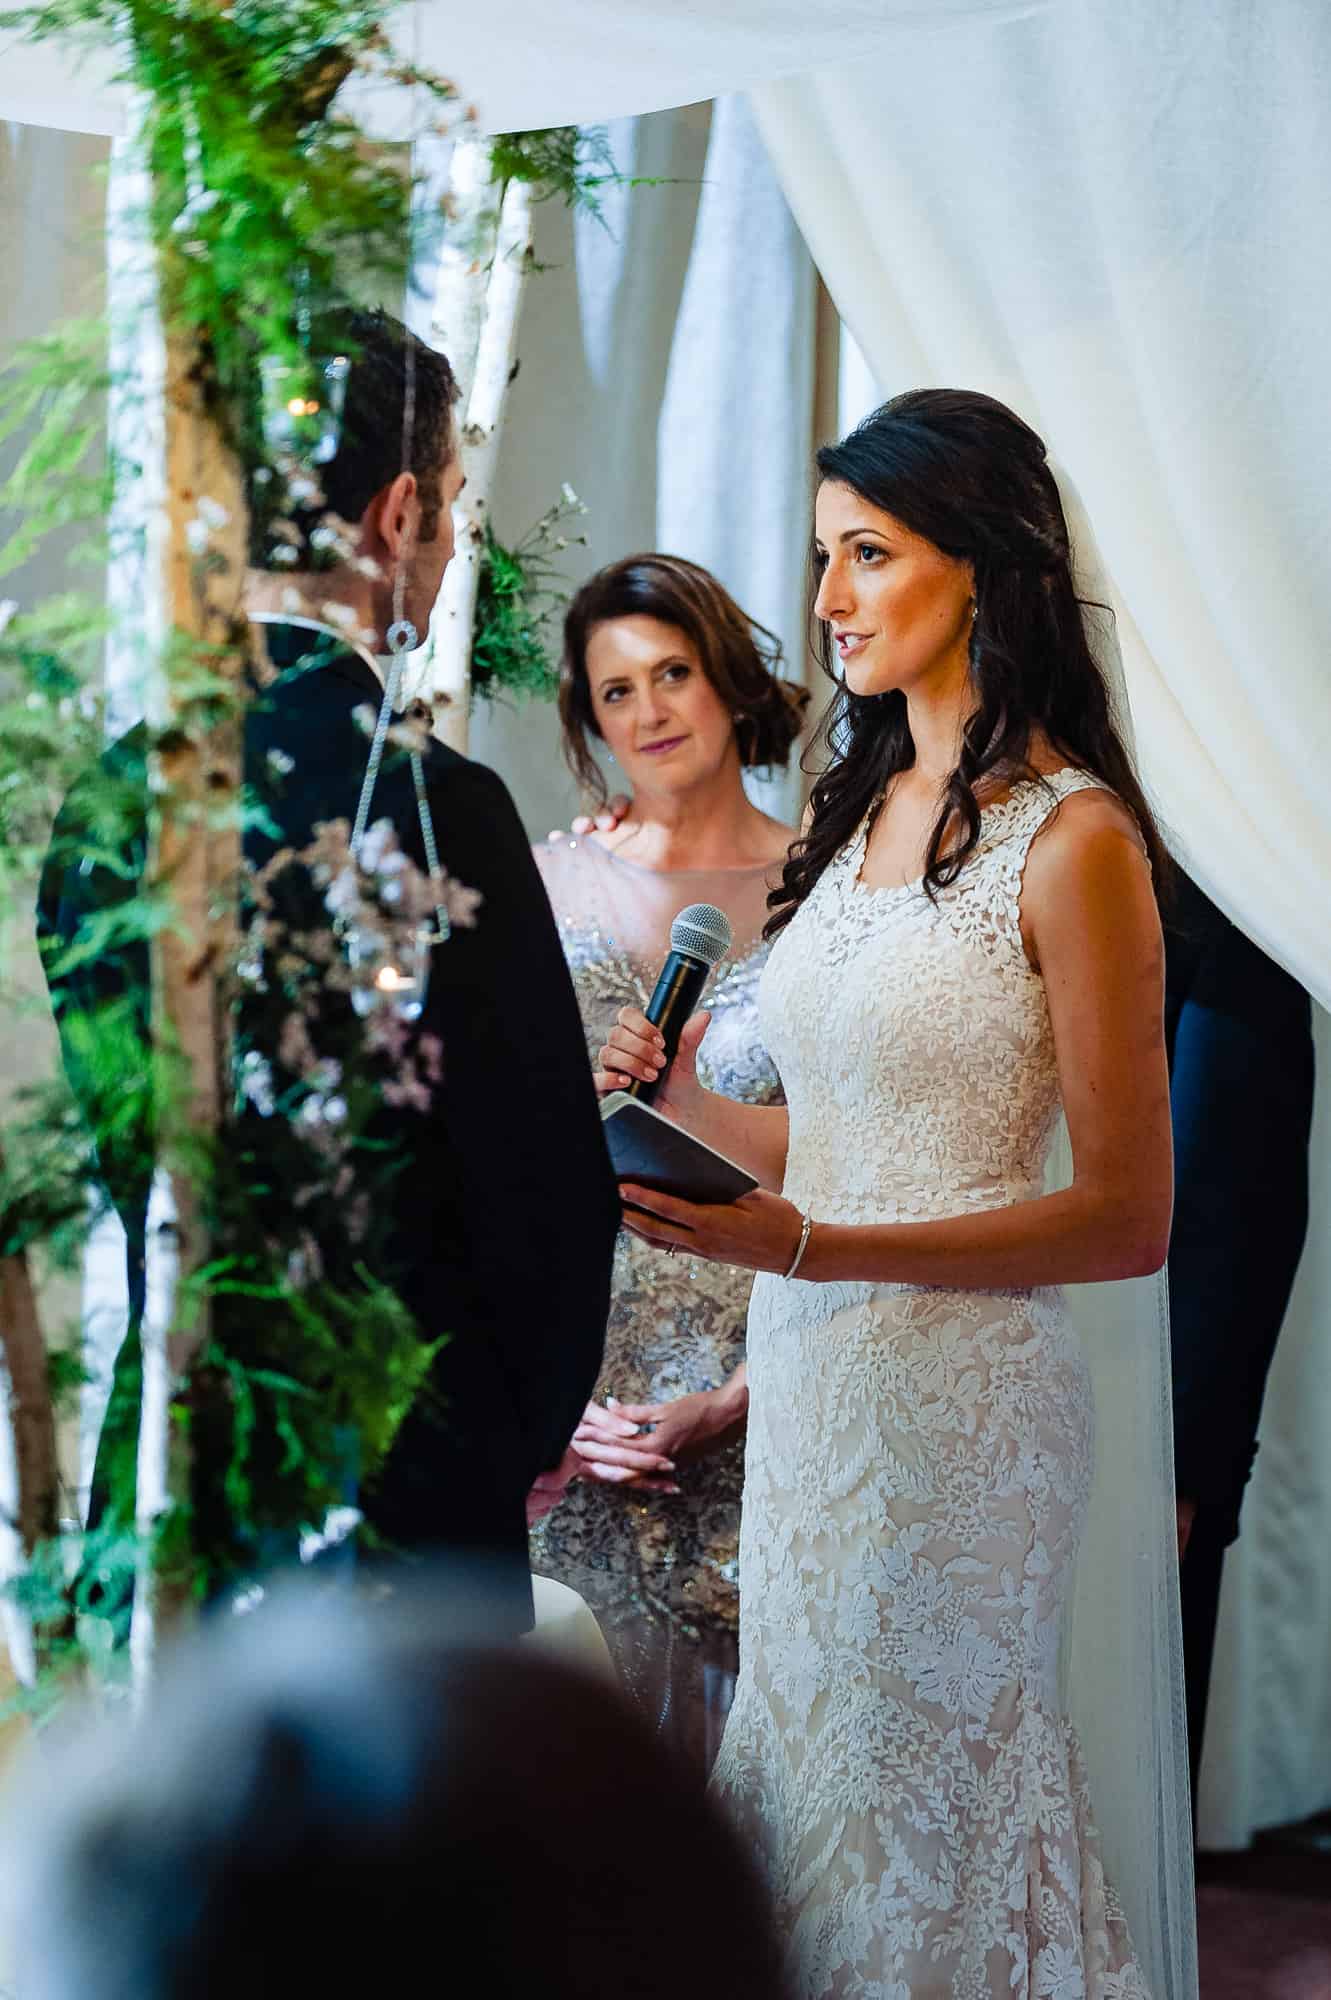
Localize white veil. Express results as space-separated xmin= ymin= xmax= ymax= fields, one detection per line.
xmin=1049 ymin=475 xmax=1198 ymax=2000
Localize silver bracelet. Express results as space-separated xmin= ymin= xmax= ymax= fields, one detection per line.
xmin=783 ymin=1210 xmax=814 ymax=1280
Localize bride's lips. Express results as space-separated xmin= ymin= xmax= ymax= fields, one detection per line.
xmin=834 ymin=631 xmax=870 ymax=660
xmin=639 ymin=734 xmax=689 ymax=756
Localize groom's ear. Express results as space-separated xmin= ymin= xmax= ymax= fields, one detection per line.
xmin=363 ymin=470 xmax=419 ymax=565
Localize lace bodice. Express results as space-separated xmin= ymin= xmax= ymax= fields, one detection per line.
xmin=765 ymin=770 xmax=1110 ymax=1227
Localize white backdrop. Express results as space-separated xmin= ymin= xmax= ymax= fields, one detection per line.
xmin=769 ymin=6 xmax=1331 ymax=1849
xmin=451 ymin=100 xmax=817 ymax=833
xmin=753 ymin=0 xmax=1331 ymax=1012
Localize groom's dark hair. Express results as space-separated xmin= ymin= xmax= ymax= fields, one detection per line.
xmin=250 ymin=307 xmax=458 ymax=567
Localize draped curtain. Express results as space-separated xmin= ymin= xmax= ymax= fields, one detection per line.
xmin=466 ymin=99 xmax=817 ymax=832
xmin=751 ymin=0 xmax=1331 ymax=1010
xmin=750 ymin=2 xmax=1331 ymax=1848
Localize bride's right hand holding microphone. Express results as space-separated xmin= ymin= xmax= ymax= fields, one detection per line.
xmin=594 ymin=1005 xmax=711 ymax=1130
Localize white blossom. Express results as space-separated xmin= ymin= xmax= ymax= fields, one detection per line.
xmin=238 ymin=1050 xmax=276 ymax=1117
xmin=323 ymin=867 xmax=362 ymax=920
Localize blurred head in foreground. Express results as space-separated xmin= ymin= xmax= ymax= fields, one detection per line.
xmin=6 ymin=1584 xmax=787 ymax=2000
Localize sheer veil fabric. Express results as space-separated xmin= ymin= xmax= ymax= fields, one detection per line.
xmin=1049 ymin=517 xmax=1197 ymax=2000
xmin=1047 ymin=1145 xmax=1197 ymax=2000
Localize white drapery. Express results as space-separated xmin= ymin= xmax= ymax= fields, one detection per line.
xmin=752 ymin=0 xmax=1331 ymax=1865
xmin=0 ymin=1 xmax=1054 ymax=141
xmin=752 ymin=0 xmax=1331 ymax=1012
xmin=467 ymin=100 xmax=818 ymax=832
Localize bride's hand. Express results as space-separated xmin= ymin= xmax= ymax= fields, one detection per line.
xmin=619 ymin=1181 xmax=805 ymax=1276
xmin=594 ymin=1007 xmax=711 ymax=1127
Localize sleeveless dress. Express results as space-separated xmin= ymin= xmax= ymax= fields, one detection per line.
xmin=712 ymin=771 xmax=1151 ymax=1999
xmin=529 ymin=833 xmax=783 ymax=1770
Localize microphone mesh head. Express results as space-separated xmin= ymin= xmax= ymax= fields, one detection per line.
xmin=670 ymin=902 xmax=732 ymax=968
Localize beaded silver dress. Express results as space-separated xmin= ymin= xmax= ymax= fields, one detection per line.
xmin=529 ymin=832 xmax=783 ymax=1769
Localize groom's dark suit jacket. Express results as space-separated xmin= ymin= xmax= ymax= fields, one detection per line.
xmin=38 ymin=626 xmax=620 ymax=1625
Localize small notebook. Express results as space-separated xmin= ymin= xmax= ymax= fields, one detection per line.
xmin=600 ymin=1091 xmax=758 ymax=1206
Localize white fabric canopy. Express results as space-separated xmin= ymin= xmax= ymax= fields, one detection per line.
xmin=753 ymin=0 xmax=1331 ymax=1009
xmin=0 ymin=0 xmax=1050 ymax=140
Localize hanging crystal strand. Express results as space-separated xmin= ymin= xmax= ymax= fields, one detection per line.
xmin=410 ymin=749 xmax=451 ymax=945
xmin=341 ymin=277 xmax=450 ymax=1014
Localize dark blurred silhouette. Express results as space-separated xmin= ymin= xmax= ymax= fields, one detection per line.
xmin=5 ymin=1582 xmax=790 ymax=2000
xmin=1164 ymin=869 xmax=1315 ymax=1800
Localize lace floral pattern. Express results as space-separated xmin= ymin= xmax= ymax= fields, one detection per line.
xmin=711 ymin=773 xmax=1151 ymax=1999
xmin=528 ymin=837 xmax=782 ymax=1709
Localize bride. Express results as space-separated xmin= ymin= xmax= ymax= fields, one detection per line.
xmin=597 ymin=390 xmax=1188 ymax=1998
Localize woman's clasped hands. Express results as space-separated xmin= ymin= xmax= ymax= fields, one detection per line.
xmin=525 ymin=1383 xmax=748 ymax=1526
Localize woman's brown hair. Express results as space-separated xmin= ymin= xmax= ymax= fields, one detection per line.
xmin=559 ymin=554 xmax=810 ymax=809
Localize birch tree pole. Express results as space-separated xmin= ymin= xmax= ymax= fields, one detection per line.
xmin=423 ymin=136 xmax=534 ymax=752
xmin=107 ymin=113 xmax=249 ymax=1696
xmin=0 ymin=1155 xmax=60 ymax=1687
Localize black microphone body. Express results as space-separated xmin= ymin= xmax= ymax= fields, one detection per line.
xmin=626 ymin=950 xmax=715 ymax=1105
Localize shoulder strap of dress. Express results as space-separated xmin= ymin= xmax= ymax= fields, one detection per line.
xmin=974 ymin=770 xmax=1118 ymax=940
xmin=999 ymin=767 xmax=1113 ymax=853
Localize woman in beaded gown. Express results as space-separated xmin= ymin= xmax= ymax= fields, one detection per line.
xmin=528 ymin=554 xmax=807 ymax=1770
xmin=598 ymin=397 xmax=1195 ymax=1997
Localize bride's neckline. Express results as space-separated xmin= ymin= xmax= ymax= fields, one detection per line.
xmin=850 ymin=765 xmax=1087 ymax=899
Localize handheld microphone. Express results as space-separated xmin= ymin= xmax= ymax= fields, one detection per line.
xmin=626 ymin=903 xmax=732 ymax=1106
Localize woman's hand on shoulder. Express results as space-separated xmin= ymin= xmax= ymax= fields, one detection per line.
xmin=545 ymin=793 xmax=632 ymax=843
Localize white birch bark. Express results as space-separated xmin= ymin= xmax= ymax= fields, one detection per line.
xmin=0 ymin=1187 xmax=58 ymax=1686
xmin=107 ymin=118 xmax=248 ymax=1697
xmin=424 ymin=148 xmax=533 ymax=753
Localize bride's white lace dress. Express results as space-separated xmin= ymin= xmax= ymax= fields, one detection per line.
xmin=712 ymin=770 xmax=1151 ymax=2000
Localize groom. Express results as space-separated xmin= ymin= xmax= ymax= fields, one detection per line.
xmin=38 ymin=309 xmax=619 ymax=1626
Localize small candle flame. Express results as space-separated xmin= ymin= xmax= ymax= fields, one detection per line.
xmin=375 ymin=964 xmax=413 ymax=992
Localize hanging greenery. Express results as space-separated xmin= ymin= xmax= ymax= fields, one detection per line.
xmin=469 ymin=485 xmax=588 ymax=705
xmin=0 ymin=0 xmax=629 ymax=1687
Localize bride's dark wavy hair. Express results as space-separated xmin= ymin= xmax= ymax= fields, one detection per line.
xmin=766 ymin=389 xmax=1169 ymax=937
